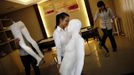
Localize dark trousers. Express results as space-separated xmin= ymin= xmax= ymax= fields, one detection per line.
xmin=20 ymin=55 xmax=40 ymax=75
xmin=101 ymin=29 xmax=117 ymax=52
xmin=94 ymin=29 xmax=109 ymax=53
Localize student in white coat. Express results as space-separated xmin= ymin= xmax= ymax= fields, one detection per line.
xmin=59 ymin=19 xmax=85 ymax=75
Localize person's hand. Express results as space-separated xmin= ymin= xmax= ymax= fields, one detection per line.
xmin=15 ymin=38 xmax=20 ymax=48
xmin=57 ymin=64 xmax=61 ymax=69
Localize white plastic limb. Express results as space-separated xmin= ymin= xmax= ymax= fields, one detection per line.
xmin=10 ymin=21 xmax=42 ymax=66
xmin=20 ymin=22 xmax=44 ymax=58
xmin=74 ymin=40 xmax=84 ymax=75
xmin=19 ymin=41 xmax=42 ymax=66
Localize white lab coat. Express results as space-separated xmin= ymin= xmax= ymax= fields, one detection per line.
xmin=59 ymin=19 xmax=85 ymax=75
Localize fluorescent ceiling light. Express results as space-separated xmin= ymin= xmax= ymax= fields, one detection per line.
xmin=37 ymin=0 xmax=48 ymax=4
xmin=6 ymin=0 xmax=38 ymax=5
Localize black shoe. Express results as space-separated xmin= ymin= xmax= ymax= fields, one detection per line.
xmin=113 ymin=48 xmax=117 ymax=52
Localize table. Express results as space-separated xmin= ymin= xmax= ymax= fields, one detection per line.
xmin=38 ymin=38 xmax=55 ymax=51
xmin=81 ymin=27 xmax=100 ymax=41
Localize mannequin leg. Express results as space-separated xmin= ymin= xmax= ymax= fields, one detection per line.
xmin=21 ymin=26 xmax=44 ymax=58
xmin=10 ymin=25 xmax=42 ymax=66
xmin=20 ymin=41 xmax=41 ymax=66
xmin=74 ymin=56 xmax=84 ymax=75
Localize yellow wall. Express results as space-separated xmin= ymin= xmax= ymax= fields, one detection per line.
xmin=6 ymin=6 xmax=44 ymax=41
xmin=38 ymin=0 xmax=91 ymax=37
xmin=113 ymin=0 xmax=134 ymax=40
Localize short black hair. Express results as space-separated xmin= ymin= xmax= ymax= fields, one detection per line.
xmin=97 ymin=1 xmax=105 ymax=7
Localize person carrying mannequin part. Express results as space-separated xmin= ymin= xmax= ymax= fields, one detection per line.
xmin=15 ymin=36 xmax=41 ymax=75
xmin=59 ymin=19 xmax=85 ymax=75
xmin=94 ymin=1 xmax=117 ymax=56
xmin=10 ymin=21 xmax=44 ymax=67
xmin=53 ymin=12 xmax=70 ymax=68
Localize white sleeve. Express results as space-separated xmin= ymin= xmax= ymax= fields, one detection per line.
xmin=53 ymin=32 xmax=62 ymax=64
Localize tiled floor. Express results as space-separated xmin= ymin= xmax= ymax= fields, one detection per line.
xmin=31 ymin=36 xmax=134 ymax=75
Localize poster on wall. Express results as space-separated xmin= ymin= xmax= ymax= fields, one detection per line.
xmin=42 ymin=0 xmax=79 ymax=16
xmin=43 ymin=1 xmax=55 ymax=16
xmin=53 ymin=0 xmax=67 ymax=14
xmin=66 ymin=0 xmax=79 ymax=12
xmin=53 ymin=0 xmax=79 ymax=13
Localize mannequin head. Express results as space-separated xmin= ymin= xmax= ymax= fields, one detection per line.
xmin=56 ymin=12 xmax=70 ymax=29
xmin=67 ymin=19 xmax=82 ymax=36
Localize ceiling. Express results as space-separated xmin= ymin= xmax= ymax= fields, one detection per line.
xmin=0 ymin=0 xmax=37 ymax=15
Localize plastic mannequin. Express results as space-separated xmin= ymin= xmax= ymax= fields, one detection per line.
xmin=10 ymin=21 xmax=44 ymax=66
xmin=60 ymin=19 xmax=85 ymax=75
